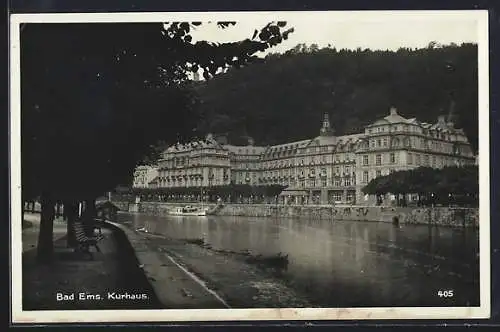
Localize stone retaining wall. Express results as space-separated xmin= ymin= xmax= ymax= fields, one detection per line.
xmin=112 ymin=201 xmax=478 ymax=228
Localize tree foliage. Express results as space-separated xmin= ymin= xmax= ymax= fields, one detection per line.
xmin=20 ymin=21 xmax=292 ymax=261
xmin=362 ymin=166 xmax=478 ymax=206
xmin=194 ymin=43 xmax=478 ymax=151
xmin=22 ymin=21 xmax=292 ymax=199
xmin=131 ymin=184 xmax=287 ymax=202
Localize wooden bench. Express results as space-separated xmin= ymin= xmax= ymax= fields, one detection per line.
xmin=93 ymin=218 xmax=104 ymax=235
xmin=73 ymin=221 xmax=104 ymax=258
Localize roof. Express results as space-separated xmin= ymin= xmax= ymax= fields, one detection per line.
xmin=223 ymin=145 xmax=267 ymax=155
xmin=264 ymin=139 xmax=311 ymax=155
xmin=163 ymin=136 xmax=224 ymax=154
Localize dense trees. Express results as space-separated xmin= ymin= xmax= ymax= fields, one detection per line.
xmin=21 ymin=21 xmax=292 ymax=262
xmin=194 ymin=43 xmax=478 ymax=151
xmin=130 ymin=184 xmax=287 ymax=203
xmin=362 ymin=166 xmax=478 ymax=207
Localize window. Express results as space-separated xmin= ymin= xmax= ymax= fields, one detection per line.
xmin=309 ymin=178 xmax=316 ymax=187
xmin=321 ymin=179 xmax=327 ymax=187
xmin=383 ymin=138 xmax=388 ymax=147
xmin=390 ymin=153 xmax=396 ymax=164
xmin=425 ymin=155 xmax=430 ymax=166
xmin=346 ymin=192 xmax=354 ymax=202
xmin=376 ymin=170 xmax=382 ymax=178
xmin=408 ymin=153 xmax=413 ymax=165
xmin=432 ymin=156 xmax=436 ymax=167
xmin=300 ymin=179 xmax=305 ymax=187
xmin=344 ymin=177 xmax=351 ymax=186
xmin=416 ymin=154 xmax=421 ymax=165
xmin=363 ymin=171 xmax=369 ymax=183
xmin=363 ymin=155 xmax=369 ymax=166
xmin=376 ymin=154 xmax=382 ymax=166
xmin=377 ymin=139 xmax=381 ymax=147
xmin=334 ymin=177 xmax=342 ymax=186
xmin=345 ymin=166 xmax=350 ymax=174
xmin=333 ymin=192 xmax=342 ymax=202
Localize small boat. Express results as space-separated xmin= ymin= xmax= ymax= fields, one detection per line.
xmin=169 ymin=206 xmax=207 ymax=216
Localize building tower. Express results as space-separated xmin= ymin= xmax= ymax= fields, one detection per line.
xmin=319 ymin=112 xmax=335 ymax=136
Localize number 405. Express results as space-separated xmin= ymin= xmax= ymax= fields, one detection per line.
xmin=437 ymin=290 xmax=454 ymax=298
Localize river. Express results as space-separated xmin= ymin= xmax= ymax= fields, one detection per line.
xmin=118 ymin=212 xmax=480 ymax=307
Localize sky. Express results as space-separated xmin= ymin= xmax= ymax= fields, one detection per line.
xmin=187 ymin=12 xmax=479 ymax=56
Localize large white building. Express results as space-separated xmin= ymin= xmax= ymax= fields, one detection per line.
xmin=132 ymin=165 xmax=159 ymax=189
xmin=135 ymin=107 xmax=476 ymax=205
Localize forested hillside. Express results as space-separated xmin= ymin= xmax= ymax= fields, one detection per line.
xmin=193 ymin=43 xmax=478 ymax=151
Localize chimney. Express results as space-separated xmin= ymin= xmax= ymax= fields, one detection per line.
xmin=247 ymin=137 xmax=255 ymax=146
xmin=389 ymin=106 xmax=398 ymax=116
xmin=437 ymin=115 xmax=446 ymax=124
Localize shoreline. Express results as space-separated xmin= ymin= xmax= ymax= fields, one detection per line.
xmin=112 ymin=221 xmax=313 ymax=308
xmin=112 ymin=201 xmax=479 ymax=228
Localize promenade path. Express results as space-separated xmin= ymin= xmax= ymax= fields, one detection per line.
xmin=22 ymin=214 xmax=160 ymax=310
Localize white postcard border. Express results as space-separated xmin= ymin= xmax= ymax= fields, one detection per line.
xmin=9 ymin=10 xmax=491 ymax=323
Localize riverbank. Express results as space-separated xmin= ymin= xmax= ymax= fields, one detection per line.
xmin=112 ymin=201 xmax=478 ymax=228
xmin=22 ymin=221 xmax=161 ymax=310
xmin=114 ymin=221 xmax=313 ymax=308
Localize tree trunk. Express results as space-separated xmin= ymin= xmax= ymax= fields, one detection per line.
xmin=36 ymin=194 xmax=55 ymax=263
xmin=83 ymin=198 xmax=97 ymax=235
xmin=55 ymin=202 xmax=62 ymax=217
xmin=64 ymin=200 xmax=78 ymax=247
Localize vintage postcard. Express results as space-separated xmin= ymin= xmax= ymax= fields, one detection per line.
xmin=10 ymin=10 xmax=490 ymax=323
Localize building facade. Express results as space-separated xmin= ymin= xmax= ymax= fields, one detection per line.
xmin=137 ymin=107 xmax=476 ymax=205
xmin=132 ymin=165 xmax=159 ymax=188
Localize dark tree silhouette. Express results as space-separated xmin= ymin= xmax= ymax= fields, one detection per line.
xmin=20 ymin=21 xmax=293 ymax=263
xmin=362 ymin=166 xmax=478 ymax=207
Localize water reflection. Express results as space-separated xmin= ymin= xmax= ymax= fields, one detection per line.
xmin=120 ymin=212 xmax=479 ymax=307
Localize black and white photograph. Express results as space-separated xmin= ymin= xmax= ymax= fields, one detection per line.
xmin=10 ymin=10 xmax=490 ymax=323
